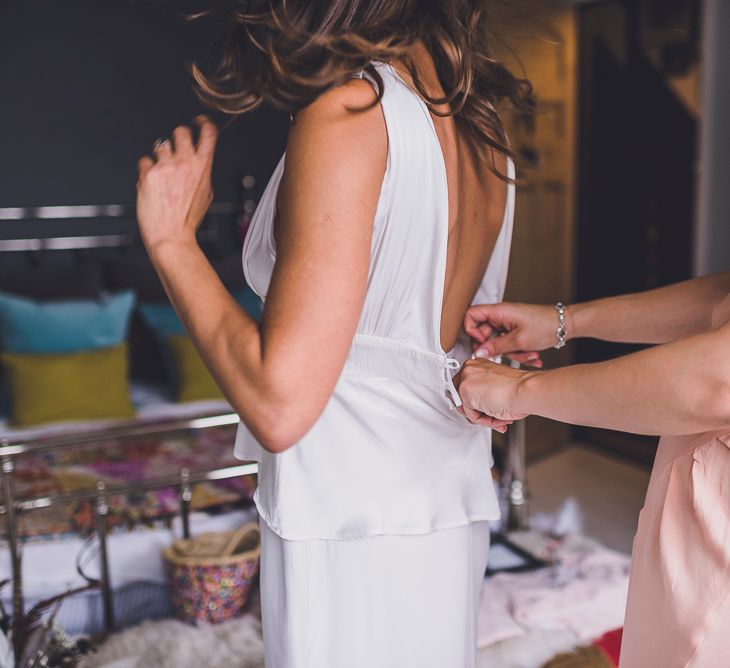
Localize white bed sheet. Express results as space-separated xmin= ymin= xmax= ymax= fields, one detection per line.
xmin=0 ymin=383 xmax=234 ymax=441
xmin=0 ymin=508 xmax=259 ymax=600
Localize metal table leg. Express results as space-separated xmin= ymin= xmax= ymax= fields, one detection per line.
xmin=94 ymin=481 xmax=115 ymax=632
xmin=502 ymin=361 xmax=530 ymax=531
xmin=179 ymin=468 xmax=191 ymax=540
xmin=1 ymin=454 xmax=23 ymax=650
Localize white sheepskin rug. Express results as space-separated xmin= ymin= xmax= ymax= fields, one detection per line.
xmin=477 ymin=629 xmax=582 ymax=668
xmin=78 ymin=611 xmax=582 ymax=668
xmin=78 ymin=614 xmax=264 ymax=668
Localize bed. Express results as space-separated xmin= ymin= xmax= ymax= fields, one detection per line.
xmin=0 ymin=203 xmax=530 ymax=646
xmin=0 ymin=205 xmax=263 ymax=642
xmin=0 ymin=386 xmax=258 ymax=637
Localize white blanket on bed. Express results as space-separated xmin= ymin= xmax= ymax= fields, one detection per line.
xmin=0 ymin=508 xmax=258 ymax=599
xmin=0 ymin=383 xmax=233 ymax=440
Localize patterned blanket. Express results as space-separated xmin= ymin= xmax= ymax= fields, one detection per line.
xmin=2 ymin=424 xmax=256 ymax=542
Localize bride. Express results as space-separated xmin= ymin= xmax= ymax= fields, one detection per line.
xmin=135 ymin=1 xmax=534 ymax=665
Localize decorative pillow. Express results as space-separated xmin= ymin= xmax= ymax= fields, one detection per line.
xmin=1 ymin=343 xmax=135 ymax=427
xmin=104 ymin=252 xmax=253 ymax=301
xmin=138 ymin=301 xmax=186 ymax=338
xmin=0 ymin=290 xmax=135 ymax=354
xmin=166 ymin=335 xmax=224 ymax=402
xmin=138 ymin=286 xmax=260 ymax=402
xmin=138 ymin=287 xmax=262 ymax=338
xmin=0 ymin=255 xmax=103 ymax=410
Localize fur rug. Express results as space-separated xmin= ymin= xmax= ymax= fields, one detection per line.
xmin=81 ymin=615 xmax=582 ymax=668
xmin=477 ymin=629 xmax=582 ymax=668
xmin=78 ymin=614 xmax=264 ymax=668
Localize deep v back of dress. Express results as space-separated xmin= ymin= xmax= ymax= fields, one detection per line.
xmin=235 ymin=61 xmax=515 ymax=540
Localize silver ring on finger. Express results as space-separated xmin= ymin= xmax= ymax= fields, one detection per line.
xmin=153 ymin=137 xmax=170 ymax=151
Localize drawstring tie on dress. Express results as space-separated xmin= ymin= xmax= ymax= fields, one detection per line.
xmin=444 ymin=357 xmax=462 ymax=408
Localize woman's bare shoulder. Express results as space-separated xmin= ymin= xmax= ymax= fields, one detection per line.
xmin=290 ymin=78 xmax=385 ymax=148
xmin=282 ymin=78 xmax=387 ymax=204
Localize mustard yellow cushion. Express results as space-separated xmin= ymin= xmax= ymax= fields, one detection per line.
xmin=1 ymin=343 xmax=135 ymax=427
xmin=166 ymin=335 xmax=224 ymax=402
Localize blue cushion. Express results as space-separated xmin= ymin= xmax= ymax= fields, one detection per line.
xmin=139 ymin=286 xmax=263 ymax=338
xmin=235 ymin=286 xmax=264 ymax=322
xmin=138 ymin=287 xmax=262 ymax=395
xmin=0 ymin=290 xmax=136 ymax=354
xmin=138 ymin=301 xmax=186 ymax=338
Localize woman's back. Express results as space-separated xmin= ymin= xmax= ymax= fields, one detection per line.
xmin=394 ymin=43 xmax=509 ymax=352
xmin=235 ymin=53 xmax=515 ymax=540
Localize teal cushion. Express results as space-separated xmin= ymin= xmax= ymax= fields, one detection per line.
xmin=138 ymin=301 xmax=186 ymax=338
xmin=0 ymin=290 xmax=135 ymax=354
xmin=139 ymin=286 xmax=263 ymax=338
xmin=234 ymin=286 xmax=264 ymax=322
xmin=138 ymin=286 xmax=262 ymax=396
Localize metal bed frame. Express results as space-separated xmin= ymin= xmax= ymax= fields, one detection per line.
xmin=0 ymin=203 xmax=530 ymax=643
xmin=0 ymin=413 xmax=529 ymax=640
xmin=0 ymin=206 xmax=258 ymax=639
xmin=0 ymin=410 xmax=257 ymax=637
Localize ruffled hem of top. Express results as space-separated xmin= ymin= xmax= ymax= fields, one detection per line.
xmin=251 ymin=489 xmax=501 ymax=542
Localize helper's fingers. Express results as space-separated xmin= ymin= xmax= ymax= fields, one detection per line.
xmin=460 ymin=404 xmax=513 ymax=431
xmin=477 ymin=416 xmax=512 ymax=433
xmin=461 ymin=404 xmax=485 ymax=424
xmin=474 ymin=330 xmax=522 ymax=358
xmin=505 ymin=352 xmax=543 ymax=368
xmin=464 ymin=304 xmax=505 ymax=342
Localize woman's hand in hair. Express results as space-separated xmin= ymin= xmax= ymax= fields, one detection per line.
xmin=136 ymin=116 xmax=218 ymax=258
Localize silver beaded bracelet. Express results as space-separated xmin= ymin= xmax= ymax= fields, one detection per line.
xmin=554 ymin=302 xmax=567 ymax=349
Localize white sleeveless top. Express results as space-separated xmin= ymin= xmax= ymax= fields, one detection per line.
xmin=234 ymin=62 xmax=515 ymax=540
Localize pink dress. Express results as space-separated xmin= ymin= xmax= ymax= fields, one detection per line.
xmin=620 ymin=428 xmax=730 ymax=667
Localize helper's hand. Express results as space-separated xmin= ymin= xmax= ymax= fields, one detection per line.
xmin=454 ymin=358 xmax=532 ymax=425
xmin=136 ymin=116 xmax=218 ymax=256
xmin=464 ymin=302 xmax=565 ymax=363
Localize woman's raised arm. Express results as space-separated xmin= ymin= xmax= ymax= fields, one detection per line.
xmin=136 ymin=80 xmax=386 ymax=453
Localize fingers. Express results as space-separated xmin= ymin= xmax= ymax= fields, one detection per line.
xmin=459 ymin=405 xmax=513 ymax=433
xmin=473 ymin=331 xmax=521 ymax=358
xmin=137 ymin=156 xmax=154 ymax=185
xmin=153 ymin=138 xmax=173 ymax=161
xmin=193 ymin=115 xmax=218 ymax=160
xmin=145 ymin=117 xmax=217 ymax=165
xmin=477 ymin=417 xmax=512 ymax=433
xmin=461 ymin=404 xmax=484 ymax=423
xmin=505 ymin=352 xmax=543 ymax=368
xmin=172 ymin=125 xmax=194 ymax=155
xmin=464 ymin=304 xmax=502 ymax=342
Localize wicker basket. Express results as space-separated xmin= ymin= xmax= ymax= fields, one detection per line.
xmin=163 ymin=522 xmax=261 ymax=625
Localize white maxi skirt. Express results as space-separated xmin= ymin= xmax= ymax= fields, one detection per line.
xmin=260 ymin=520 xmax=490 ymax=668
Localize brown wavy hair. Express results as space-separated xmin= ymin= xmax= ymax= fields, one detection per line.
xmin=191 ymin=0 xmax=535 ymax=177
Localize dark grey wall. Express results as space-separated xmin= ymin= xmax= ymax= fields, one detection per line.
xmin=0 ymin=0 xmax=289 ymax=210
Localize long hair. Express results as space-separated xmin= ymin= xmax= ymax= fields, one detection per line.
xmin=192 ymin=0 xmax=536 ymax=178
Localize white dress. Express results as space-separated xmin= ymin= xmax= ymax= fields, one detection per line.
xmin=235 ymin=62 xmax=516 ymax=667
